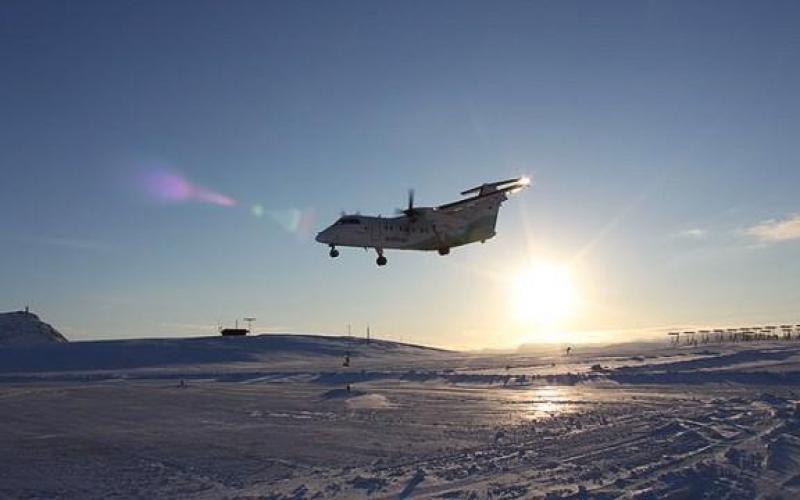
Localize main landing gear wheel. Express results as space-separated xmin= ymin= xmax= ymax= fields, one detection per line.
xmin=438 ymin=247 xmax=450 ymax=256
xmin=329 ymin=247 xmax=339 ymax=258
xmin=376 ymin=255 xmax=387 ymax=266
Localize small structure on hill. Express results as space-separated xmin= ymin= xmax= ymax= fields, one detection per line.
xmin=221 ymin=328 xmax=248 ymax=336
xmin=220 ymin=319 xmax=248 ymax=337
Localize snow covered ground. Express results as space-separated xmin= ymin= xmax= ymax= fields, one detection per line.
xmin=2 ymin=335 xmax=800 ymax=498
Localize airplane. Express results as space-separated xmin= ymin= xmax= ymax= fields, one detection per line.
xmin=315 ymin=177 xmax=529 ymax=266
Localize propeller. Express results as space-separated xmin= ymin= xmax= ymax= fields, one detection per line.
xmin=396 ymin=189 xmax=421 ymax=220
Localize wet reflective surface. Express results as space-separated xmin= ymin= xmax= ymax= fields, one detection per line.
xmin=503 ymin=385 xmax=581 ymax=420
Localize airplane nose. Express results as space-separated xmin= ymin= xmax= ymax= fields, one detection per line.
xmin=316 ymin=225 xmax=338 ymax=244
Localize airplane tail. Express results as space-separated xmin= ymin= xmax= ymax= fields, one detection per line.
xmin=436 ymin=176 xmax=529 ymax=245
xmin=455 ymin=177 xmax=529 ymax=243
xmin=466 ymin=195 xmax=504 ymax=241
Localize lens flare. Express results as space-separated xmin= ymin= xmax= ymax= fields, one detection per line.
xmin=143 ymin=170 xmax=236 ymax=207
xmin=268 ymin=208 xmax=317 ymax=239
xmin=137 ymin=167 xmax=320 ymax=242
xmin=251 ymin=203 xmax=265 ymax=218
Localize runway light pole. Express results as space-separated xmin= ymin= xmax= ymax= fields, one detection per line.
xmin=243 ymin=317 xmax=256 ymax=334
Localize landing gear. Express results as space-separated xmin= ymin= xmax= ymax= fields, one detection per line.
xmin=375 ymin=248 xmax=387 ymax=266
xmin=329 ymin=246 xmax=339 ymax=258
xmin=438 ymin=247 xmax=450 ymax=256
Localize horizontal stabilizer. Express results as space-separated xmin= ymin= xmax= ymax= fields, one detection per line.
xmin=438 ymin=176 xmax=529 ymax=211
xmin=460 ymin=177 xmax=530 ymax=197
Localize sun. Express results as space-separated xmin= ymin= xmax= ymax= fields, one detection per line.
xmin=511 ymin=260 xmax=575 ymax=328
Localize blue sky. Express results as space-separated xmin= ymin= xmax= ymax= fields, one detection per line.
xmin=1 ymin=1 xmax=799 ymax=348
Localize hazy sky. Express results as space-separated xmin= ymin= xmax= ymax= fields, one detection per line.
xmin=2 ymin=1 xmax=799 ymax=349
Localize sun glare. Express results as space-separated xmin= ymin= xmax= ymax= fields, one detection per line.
xmin=512 ymin=260 xmax=575 ymax=329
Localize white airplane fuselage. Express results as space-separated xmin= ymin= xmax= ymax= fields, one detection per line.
xmin=315 ymin=208 xmax=497 ymax=252
xmin=316 ymin=179 xmax=525 ymax=265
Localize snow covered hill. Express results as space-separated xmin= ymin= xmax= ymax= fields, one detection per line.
xmin=0 ymin=333 xmax=451 ymax=375
xmin=0 ymin=310 xmax=67 ymax=347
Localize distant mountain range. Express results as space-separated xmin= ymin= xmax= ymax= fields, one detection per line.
xmin=0 ymin=310 xmax=68 ymax=347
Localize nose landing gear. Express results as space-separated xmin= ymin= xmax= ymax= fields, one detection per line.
xmin=329 ymin=246 xmax=339 ymax=258
xmin=375 ymin=248 xmax=387 ymax=266
xmin=438 ymin=247 xmax=450 ymax=256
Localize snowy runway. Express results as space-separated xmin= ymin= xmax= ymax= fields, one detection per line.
xmin=2 ymin=336 xmax=800 ymax=498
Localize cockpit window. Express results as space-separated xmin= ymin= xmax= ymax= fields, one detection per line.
xmin=338 ymin=217 xmax=360 ymax=225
